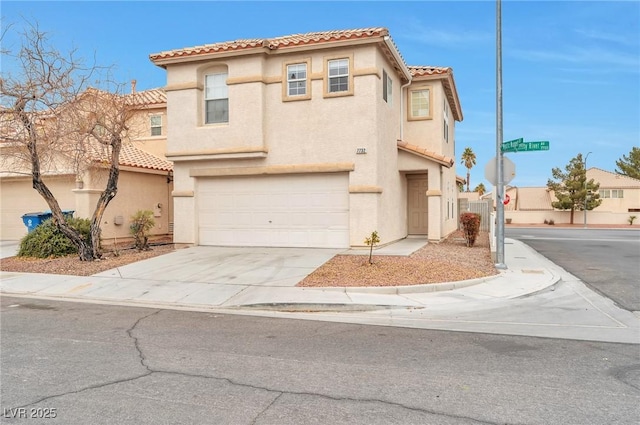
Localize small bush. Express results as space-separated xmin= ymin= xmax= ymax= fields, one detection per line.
xmin=364 ymin=230 xmax=380 ymax=265
xmin=548 ymin=219 xmax=555 ymax=225
xmin=460 ymin=212 xmax=481 ymax=247
xmin=629 ymin=215 xmax=637 ymax=225
xmin=130 ymin=210 xmax=155 ymax=251
xmin=18 ymin=217 xmax=91 ymax=258
xmin=544 ymin=219 xmax=549 ymax=224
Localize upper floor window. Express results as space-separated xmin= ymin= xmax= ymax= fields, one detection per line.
xmin=409 ymin=87 xmax=432 ymax=120
xmin=328 ymin=58 xmax=349 ymax=93
xmin=599 ymin=189 xmax=624 ymax=198
xmin=323 ymin=55 xmax=353 ymax=98
xmin=205 ymin=73 xmax=228 ymax=124
xmin=283 ymin=60 xmax=311 ymax=101
xmin=287 ymin=63 xmax=307 ymax=96
xmin=150 ymin=115 xmax=162 ymax=136
xmin=383 ymin=70 xmax=392 ymax=104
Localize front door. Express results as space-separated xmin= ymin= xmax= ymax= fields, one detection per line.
xmin=407 ymin=175 xmax=428 ymax=235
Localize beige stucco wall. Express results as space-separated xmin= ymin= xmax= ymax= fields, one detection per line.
xmin=74 ymin=168 xmax=173 ymax=240
xmin=0 ymin=175 xmax=76 ymax=240
xmin=163 ymin=43 xmax=457 ymax=246
xmin=0 ymin=169 xmax=172 ymax=242
xmin=505 ymin=210 xmax=638 ymax=225
xmin=130 ymin=106 xmax=168 ymax=158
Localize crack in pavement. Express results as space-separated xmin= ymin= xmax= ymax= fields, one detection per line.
xmin=148 ymin=370 xmax=508 ymax=425
xmin=7 ymin=309 xmax=511 ymax=425
xmin=6 ymin=309 xmax=161 ymax=412
xmin=250 ymin=392 xmax=283 ymax=425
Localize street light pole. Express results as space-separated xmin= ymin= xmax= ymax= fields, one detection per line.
xmin=583 ymin=151 xmax=592 ymax=229
xmin=495 ymin=0 xmax=506 ymax=268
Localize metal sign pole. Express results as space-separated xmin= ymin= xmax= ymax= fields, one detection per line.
xmin=495 ymin=0 xmax=506 ymax=269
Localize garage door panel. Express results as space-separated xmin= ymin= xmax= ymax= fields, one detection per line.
xmin=197 ymin=174 xmax=349 ymax=248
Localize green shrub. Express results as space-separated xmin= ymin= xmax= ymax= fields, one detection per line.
xmin=130 ymin=210 xmax=155 ymax=251
xmin=364 ymin=230 xmax=380 ymax=265
xmin=460 ymin=212 xmax=481 ymax=247
xmin=629 ymin=215 xmax=637 ymax=225
xmin=18 ymin=217 xmax=92 ymax=258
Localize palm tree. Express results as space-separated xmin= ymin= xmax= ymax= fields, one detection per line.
xmin=460 ymin=147 xmax=477 ymax=192
xmin=474 ymin=183 xmax=486 ymax=196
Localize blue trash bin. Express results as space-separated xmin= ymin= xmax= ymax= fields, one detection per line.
xmin=21 ymin=212 xmax=46 ymax=233
xmin=21 ymin=210 xmax=75 ymax=233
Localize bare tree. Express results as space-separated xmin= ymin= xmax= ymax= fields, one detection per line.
xmin=1 ymin=22 xmax=138 ymax=260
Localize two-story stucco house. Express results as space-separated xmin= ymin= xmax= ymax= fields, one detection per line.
xmin=150 ymin=27 xmax=463 ymax=248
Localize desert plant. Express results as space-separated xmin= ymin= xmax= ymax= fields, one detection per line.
xmin=364 ymin=230 xmax=380 ymax=265
xmin=460 ymin=212 xmax=481 ymax=247
xmin=130 ymin=210 xmax=155 ymax=251
xmin=629 ymin=215 xmax=637 ymax=225
xmin=544 ymin=219 xmax=549 ymax=224
xmin=548 ymin=219 xmax=555 ymax=225
xmin=18 ymin=217 xmax=92 ymax=259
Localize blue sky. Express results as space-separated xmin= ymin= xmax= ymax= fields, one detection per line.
xmin=2 ymin=1 xmax=638 ymax=188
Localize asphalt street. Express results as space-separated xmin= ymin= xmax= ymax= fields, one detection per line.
xmin=505 ymin=228 xmax=640 ymax=312
xmin=1 ymin=297 xmax=639 ymax=425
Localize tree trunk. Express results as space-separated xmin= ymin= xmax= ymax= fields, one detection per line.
xmin=466 ymin=170 xmax=470 ymax=192
xmin=570 ymin=208 xmax=574 ymax=225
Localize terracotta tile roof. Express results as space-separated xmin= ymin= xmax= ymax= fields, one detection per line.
xmin=397 ymin=140 xmax=454 ymax=168
xmin=126 ymin=88 xmax=166 ymax=107
xmin=408 ymin=66 xmax=451 ymax=77
xmin=150 ymin=28 xmax=390 ymax=61
xmin=89 ymin=144 xmax=173 ymax=172
xmin=588 ymin=167 xmax=640 ymax=189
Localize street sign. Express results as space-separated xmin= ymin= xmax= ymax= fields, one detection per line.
xmin=485 ymin=156 xmax=516 ymax=186
xmin=501 ymin=138 xmax=523 ymax=151
xmin=502 ymin=140 xmax=550 ymax=153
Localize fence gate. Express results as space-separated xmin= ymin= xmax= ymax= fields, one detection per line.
xmin=458 ymin=199 xmax=491 ymax=232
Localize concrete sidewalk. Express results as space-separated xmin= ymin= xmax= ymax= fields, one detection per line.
xmin=1 ymin=238 xmax=638 ymax=344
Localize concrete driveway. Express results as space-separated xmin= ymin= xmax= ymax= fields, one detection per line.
xmin=0 ymin=240 xmax=20 ymax=259
xmin=94 ymin=246 xmax=343 ymax=287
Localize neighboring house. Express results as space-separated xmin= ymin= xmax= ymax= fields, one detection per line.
xmin=489 ymin=168 xmax=640 ymax=225
xmin=591 ymin=167 xmax=640 ymax=213
xmin=0 ymin=87 xmax=174 ymax=240
xmin=150 ymin=27 xmax=463 ymax=248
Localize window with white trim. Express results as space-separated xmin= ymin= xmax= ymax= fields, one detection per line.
xmin=599 ymin=189 xmax=624 ymax=198
xmin=287 ymin=63 xmax=307 ymax=96
xmin=383 ymin=70 xmax=392 ymax=104
xmin=328 ymin=58 xmax=349 ymax=93
xmin=205 ymin=73 xmax=229 ymax=124
xmin=150 ymin=115 xmax=162 ymax=136
xmin=409 ymin=88 xmax=431 ymax=120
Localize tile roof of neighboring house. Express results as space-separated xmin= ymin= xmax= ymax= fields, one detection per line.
xmin=150 ymin=27 xmax=391 ymax=61
xmin=118 ymin=145 xmax=173 ymax=171
xmin=89 ymin=144 xmax=173 ymax=172
xmin=514 ymin=187 xmax=554 ymax=211
xmin=588 ymin=167 xmax=640 ymax=189
xmin=397 ymin=141 xmax=454 ymax=168
xmin=126 ymin=88 xmax=167 ymax=107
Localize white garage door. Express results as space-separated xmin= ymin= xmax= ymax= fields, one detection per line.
xmin=197 ymin=173 xmax=349 ymax=248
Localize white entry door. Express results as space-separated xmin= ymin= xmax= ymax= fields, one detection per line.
xmin=197 ymin=173 xmax=349 ymax=248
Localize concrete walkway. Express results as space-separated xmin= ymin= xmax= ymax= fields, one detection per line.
xmin=1 ymin=238 xmax=638 ymax=344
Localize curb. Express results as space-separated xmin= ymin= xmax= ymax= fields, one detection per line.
xmin=303 ymin=273 xmax=501 ymax=295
